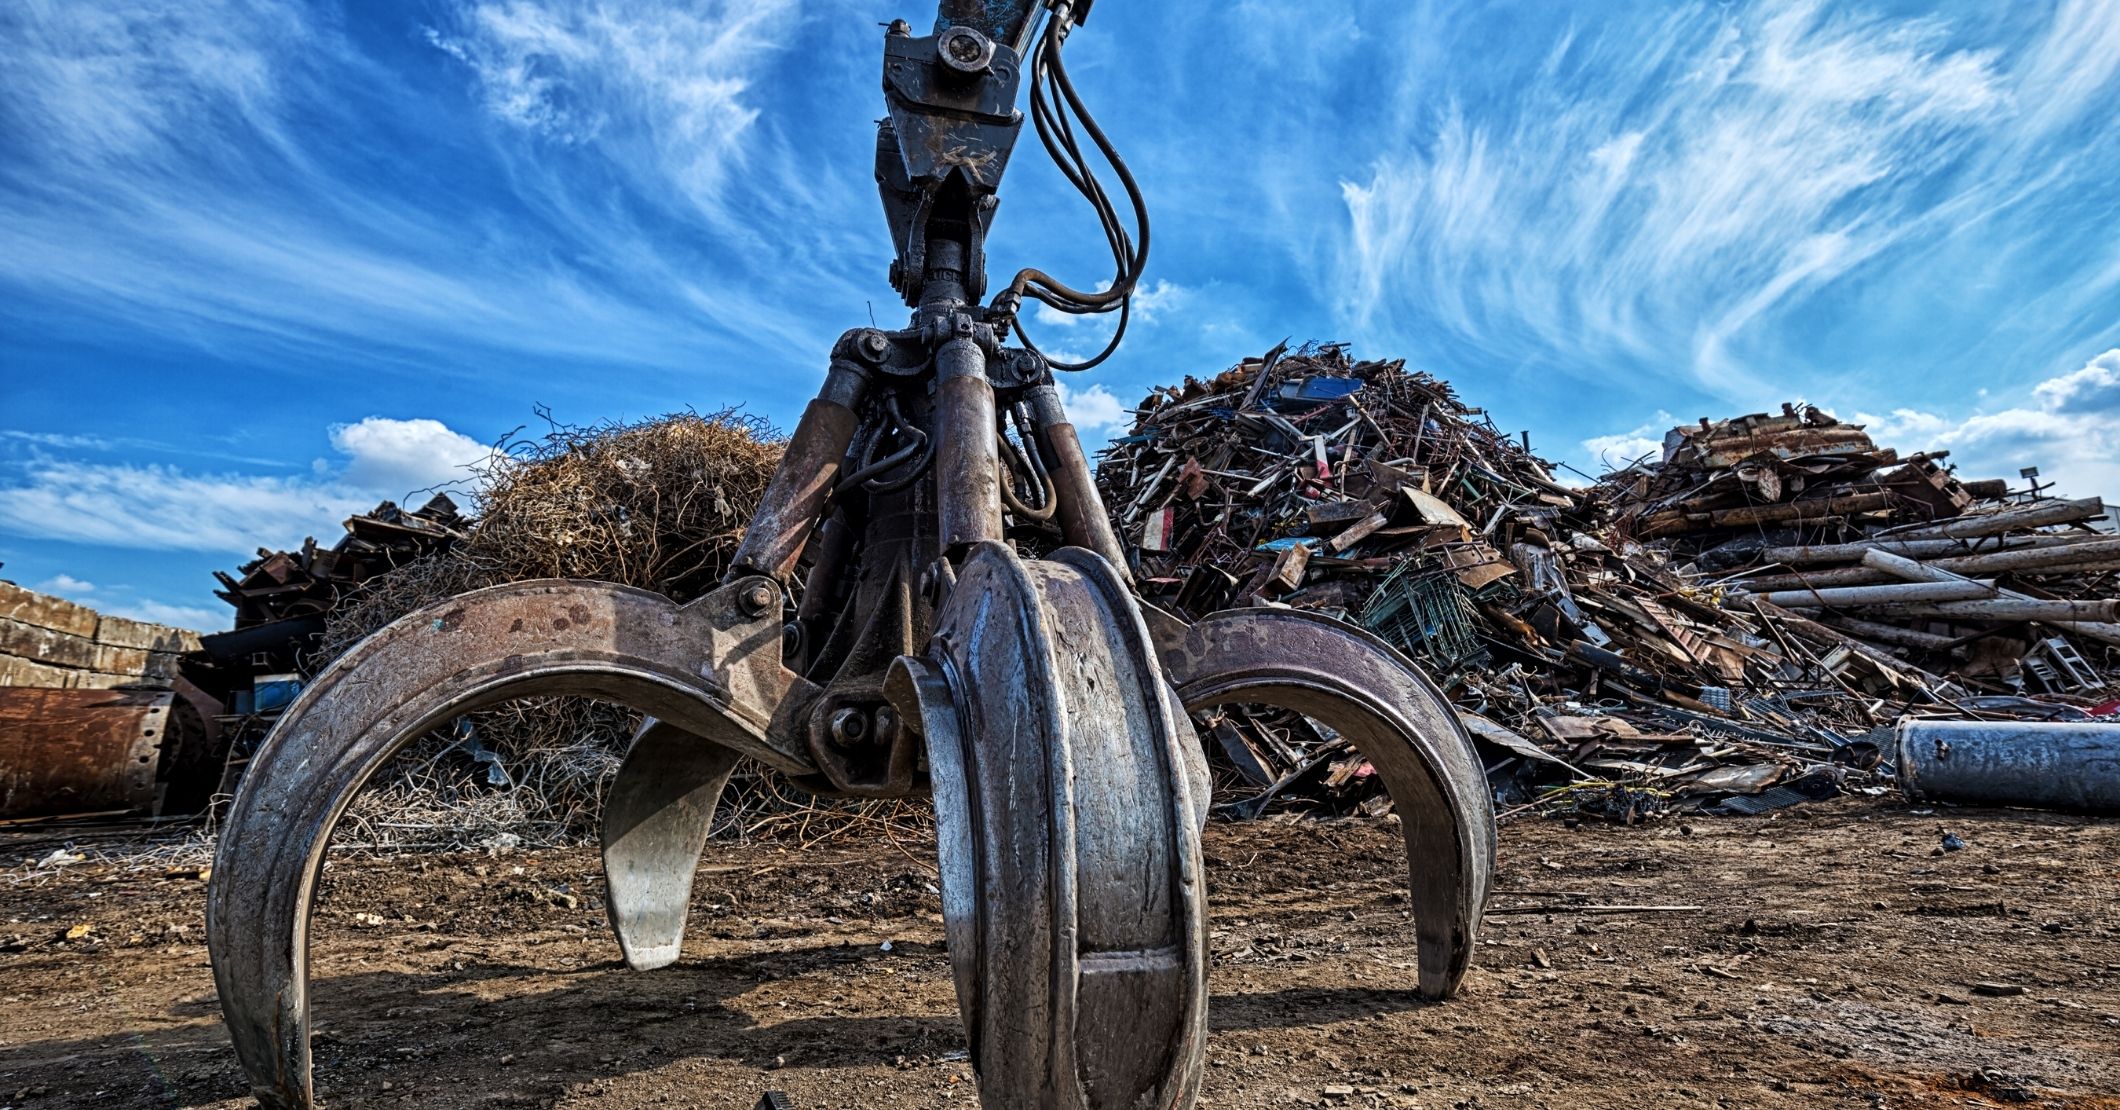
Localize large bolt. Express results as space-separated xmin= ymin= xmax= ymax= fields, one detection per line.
xmin=937 ymin=26 xmax=995 ymax=75
xmin=741 ymin=583 xmax=778 ymax=616
xmin=830 ymin=707 xmax=871 ymax=744
xmin=859 ymin=329 xmax=891 ymax=362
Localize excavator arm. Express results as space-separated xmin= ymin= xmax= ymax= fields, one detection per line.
xmin=877 ymin=0 xmax=1096 ymax=308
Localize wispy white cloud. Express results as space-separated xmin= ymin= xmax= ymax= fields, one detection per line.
xmin=1055 ymin=382 xmax=1133 ymax=445
xmin=2010 ymin=0 xmax=2120 ymax=141
xmin=0 ymin=430 xmax=111 ymax=450
xmin=1029 ymin=280 xmax=1187 ymax=334
xmin=1336 ymin=0 xmax=2021 ymax=398
xmin=29 ymin=573 xmax=224 ymax=633
xmin=107 ymin=599 xmax=228 ymax=632
xmin=1128 ymin=279 xmax=1187 ymax=325
xmin=1287 ymin=0 xmax=2120 ymax=440
xmin=0 ymin=0 xmax=837 ymax=372
xmin=0 ymin=417 xmax=490 ymax=554
xmin=1578 ymin=411 xmax=1675 ymax=472
xmin=426 ymin=0 xmax=793 ymax=215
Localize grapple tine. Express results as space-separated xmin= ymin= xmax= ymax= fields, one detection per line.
xmin=1150 ymin=606 xmax=1495 ymax=998
xmin=601 ymin=718 xmax=741 ymax=970
xmin=890 ymin=544 xmax=1208 ymax=1109
xmin=206 ymin=578 xmax=808 ymax=1109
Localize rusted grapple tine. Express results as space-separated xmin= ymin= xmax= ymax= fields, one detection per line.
xmin=1149 ymin=607 xmax=1495 ymax=998
xmin=206 ymin=577 xmax=812 ymax=1110
xmin=601 ymin=718 xmax=743 ymax=970
xmin=889 ymin=545 xmax=1208 ymax=1109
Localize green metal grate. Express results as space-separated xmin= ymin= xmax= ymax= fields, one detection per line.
xmin=1359 ymin=561 xmax=1488 ymax=674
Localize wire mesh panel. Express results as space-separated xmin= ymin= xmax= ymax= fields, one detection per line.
xmin=1360 ymin=561 xmax=1488 ymax=674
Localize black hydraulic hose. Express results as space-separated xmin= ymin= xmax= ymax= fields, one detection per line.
xmin=997 ymin=9 xmax=1152 ymax=371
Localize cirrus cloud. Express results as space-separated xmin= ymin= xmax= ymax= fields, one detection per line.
xmin=0 ymin=416 xmax=492 ymax=554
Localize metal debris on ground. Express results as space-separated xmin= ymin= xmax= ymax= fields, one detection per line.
xmin=9 ymin=352 xmax=2115 ymax=831
xmin=1595 ymin=406 xmax=2119 ymax=690
xmin=1098 ymin=343 xmax=2119 ymax=821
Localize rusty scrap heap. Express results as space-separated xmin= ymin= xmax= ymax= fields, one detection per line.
xmin=1593 ymin=408 xmax=2117 ymax=694
xmin=1100 ymin=341 xmax=1579 ymax=623
xmin=1098 ymin=345 xmax=2118 ymax=820
xmin=1598 ymin=404 xmax=2009 ymax=551
xmin=188 ymin=494 xmax=468 ymax=743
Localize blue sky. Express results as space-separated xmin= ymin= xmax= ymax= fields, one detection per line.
xmin=4 ymin=0 xmax=2120 ymax=631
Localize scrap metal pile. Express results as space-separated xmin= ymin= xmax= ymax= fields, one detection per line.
xmin=1098 ymin=344 xmax=2119 ymax=821
xmin=178 ymin=495 xmax=470 ymax=806
xmin=1594 ymin=408 xmax=2118 ymax=697
xmin=1598 ymin=404 xmax=2010 ymax=549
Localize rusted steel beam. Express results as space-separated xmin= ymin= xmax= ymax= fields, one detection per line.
xmin=1640 ymin=492 xmax=1896 ymax=539
xmin=1708 ymin=491 xmax=1895 ymax=528
xmin=0 ymin=688 xmax=200 ymax=819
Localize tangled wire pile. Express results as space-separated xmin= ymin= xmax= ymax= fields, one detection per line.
xmin=322 ymin=409 xmax=782 ymax=654
xmin=311 ymin=411 xmax=910 ymax=850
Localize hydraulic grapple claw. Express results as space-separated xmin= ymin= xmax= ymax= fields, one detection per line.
xmin=1151 ymin=606 xmax=1495 ymax=998
xmin=204 ymin=7 xmax=1500 ymax=1105
xmin=205 ymin=578 xmax=807 ymax=1109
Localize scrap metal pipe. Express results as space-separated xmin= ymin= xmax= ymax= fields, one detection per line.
xmin=1877 ymin=496 xmax=2105 ymax=541
xmin=1919 ymin=537 xmax=2120 ymax=576
xmin=1744 ymin=578 xmax=1994 ymax=609
xmin=1861 ymin=548 xmax=2120 ymax=646
xmin=1732 ymin=564 xmax=1900 ymax=593
xmin=1815 ymin=614 xmax=1958 ymax=651
xmin=1759 ymin=533 xmax=2105 ymax=567
xmin=1738 ymin=535 xmax=2120 ymax=592
xmin=0 ymin=687 xmax=195 ymax=818
xmin=1869 ymin=598 xmax=2120 ymax=623
xmin=1897 ymin=719 xmax=2120 ymax=813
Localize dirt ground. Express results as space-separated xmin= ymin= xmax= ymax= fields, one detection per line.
xmin=0 ymin=798 xmax=2114 ymax=1109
